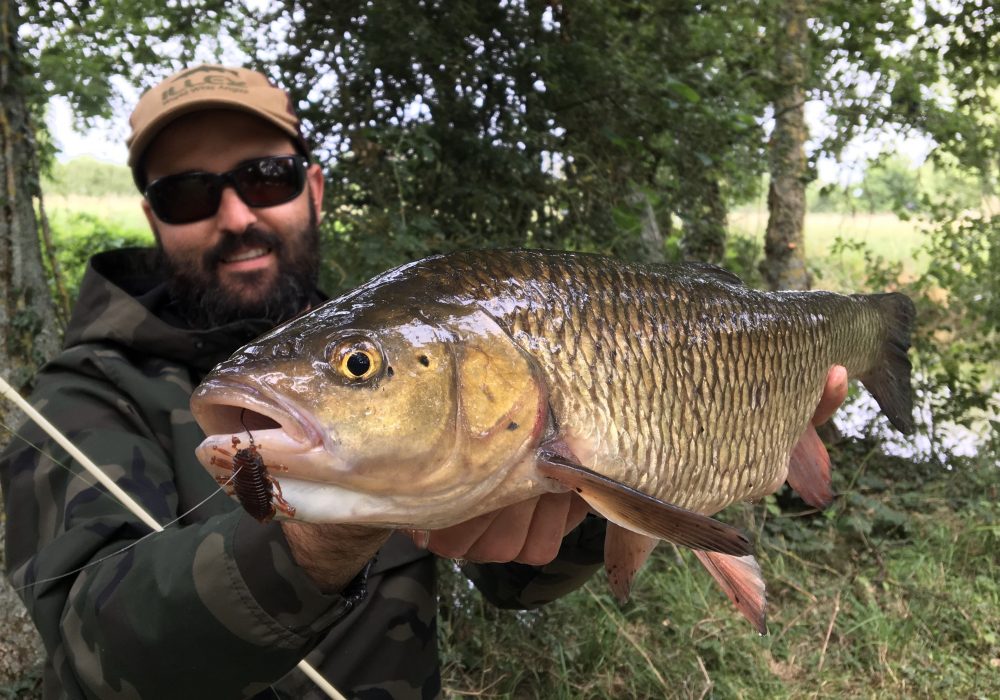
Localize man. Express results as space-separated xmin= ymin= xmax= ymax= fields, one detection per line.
xmin=1 ymin=64 xmax=847 ymax=698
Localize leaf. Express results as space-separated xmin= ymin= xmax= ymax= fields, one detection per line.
xmin=665 ymin=79 xmax=701 ymax=104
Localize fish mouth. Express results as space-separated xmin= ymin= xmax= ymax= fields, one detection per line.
xmin=190 ymin=378 xmax=324 ymax=456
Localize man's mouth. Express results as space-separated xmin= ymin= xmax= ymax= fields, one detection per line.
xmin=222 ymin=246 xmax=272 ymax=264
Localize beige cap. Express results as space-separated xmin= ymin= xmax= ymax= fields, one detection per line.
xmin=127 ymin=64 xmax=309 ymax=186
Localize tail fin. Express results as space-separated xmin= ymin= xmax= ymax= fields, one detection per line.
xmin=859 ymin=292 xmax=916 ymax=434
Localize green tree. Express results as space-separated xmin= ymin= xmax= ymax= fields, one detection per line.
xmin=238 ymin=0 xmax=772 ymax=287
xmin=1 ymin=0 xmax=61 ymax=404
xmin=760 ymin=0 xmax=811 ymax=290
xmin=42 ymin=157 xmax=137 ymax=196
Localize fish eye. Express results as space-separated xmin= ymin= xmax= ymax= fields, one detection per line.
xmin=329 ymin=337 xmax=383 ymax=382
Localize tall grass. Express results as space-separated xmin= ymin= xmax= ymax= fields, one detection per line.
xmin=439 ymin=450 xmax=1000 ymax=698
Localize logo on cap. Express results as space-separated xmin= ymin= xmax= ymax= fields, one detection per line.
xmin=162 ymin=66 xmax=249 ymax=104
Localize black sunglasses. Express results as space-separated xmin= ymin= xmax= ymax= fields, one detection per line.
xmin=144 ymin=155 xmax=308 ymax=225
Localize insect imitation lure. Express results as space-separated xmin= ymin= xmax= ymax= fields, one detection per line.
xmin=209 ymin=409 xmax=296 ymax=523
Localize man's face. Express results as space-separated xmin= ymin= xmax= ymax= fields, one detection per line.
xmin=141 ymin=109 xmax=325 ymax=328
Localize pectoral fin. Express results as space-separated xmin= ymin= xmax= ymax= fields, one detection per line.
xmin=693 ymin=550 xmax=768 ymax=634
xmin=786 ymin=424 xmax=834 ymax=509
xmin=536 ymin=452 xmax=752 ymax=557
xmin=604 ymin=524 xmax=659 ymax=604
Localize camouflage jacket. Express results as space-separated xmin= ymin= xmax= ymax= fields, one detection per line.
xmin=0 ymin=248 xmax=605 ymax=700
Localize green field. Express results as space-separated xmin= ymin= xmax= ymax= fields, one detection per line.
xmin=730 ymin=209 xmax=927 ymax=292
xmin=43 ymin=194 xmax=152 ymax=240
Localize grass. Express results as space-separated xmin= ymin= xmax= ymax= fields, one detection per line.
xmin=438 ymin=448 xmax=1000 ymax=698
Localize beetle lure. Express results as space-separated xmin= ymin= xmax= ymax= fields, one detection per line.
xmin=209 ymin=409 xmax=296 ymax=523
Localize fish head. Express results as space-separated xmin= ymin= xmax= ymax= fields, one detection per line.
xmin=191 ymin=298 xmax=548 ymax=527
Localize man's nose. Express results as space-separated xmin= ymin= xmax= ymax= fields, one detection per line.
xmin=215 ymin=185 xmax=257 ymax=233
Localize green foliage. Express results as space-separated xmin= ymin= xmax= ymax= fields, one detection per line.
xmin=913 ymin=207 xmax=998 ymax=436
xmin=245 ymin=0 xmax=772 ymax=285
xmin=19 ymin=1 xmax=235 ymax=126
xmin=41 ymin=157 xmax=135 ymax=196
xmin=47 ymin=213 xmax=152 ymax=305
xmin=808 ymin=155 xmax=985 ymax=217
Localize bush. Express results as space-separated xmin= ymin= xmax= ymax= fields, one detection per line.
xmin=49 ymin=213 xmax=153 ymax=306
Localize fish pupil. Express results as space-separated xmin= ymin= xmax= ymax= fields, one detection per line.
xmin=346 ymin=352 xmax=371 ymax=377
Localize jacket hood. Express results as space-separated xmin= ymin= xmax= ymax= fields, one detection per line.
xmin=64 ymin=248 xmax=291 ymax=375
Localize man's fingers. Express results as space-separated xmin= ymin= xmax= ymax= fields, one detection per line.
xmin=514 ymin=492 xmax=573 ymax=565
xmin=463 ymin=498 xmax=538 ymax=563
xmin=562 ymin=493 xmax=591 ymax=536
xmin=421 ymin=511 xmax=499 ymax=559
xmin=812 ymin=365 xmax=849 ymax=427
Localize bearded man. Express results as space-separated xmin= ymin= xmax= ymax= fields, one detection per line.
xmin=1 ymin=64 xmax=848 ymax=699
xmin=0 ymin=65 xmax=611 ymax=699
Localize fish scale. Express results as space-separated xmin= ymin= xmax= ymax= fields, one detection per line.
xmin=430 ymin=250 xmax=898 ymax=513
xmin=192 ymin=248 xmax=915 ymax=632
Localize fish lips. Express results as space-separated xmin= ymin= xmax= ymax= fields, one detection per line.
xmin=190 ymin=377 xmax=326 ymax=476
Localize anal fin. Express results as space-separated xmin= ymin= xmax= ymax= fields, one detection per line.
xmin=536 ymin=452 xmax=752 ymax=557
xmin=693 ymin=550 xmax=768 ymax=634
xmin=786 ymin=424 xmax=834 ymax=509
xmin=604 ymin=524 xmax=659 ymax=604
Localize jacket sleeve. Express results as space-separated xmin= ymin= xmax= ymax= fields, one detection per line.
xmin=1 ymin=354 xmax=367 ymax=699
xmin=462 ymin=514 xmax=606 ymax=610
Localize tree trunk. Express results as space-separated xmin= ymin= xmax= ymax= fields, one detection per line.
xmin=634 ymin=190 xmax=666 ymax=264
xmin=679 ymin=176 xmax=728 ymax=264
xmin=0 ymin=1 xmax=61 ymax=407
xmin=1 ymin=0 xmax=56 ymax=691
xmin=760 ymin=0 xmax=811 ymax=291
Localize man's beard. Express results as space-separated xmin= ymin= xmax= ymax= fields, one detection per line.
xmin=157 ymin=208 xmax=320 ymax=329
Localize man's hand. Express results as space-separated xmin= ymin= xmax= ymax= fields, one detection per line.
xmin=412 ymin=364 xmax=851 ymax=568
xmin=413 ymin=492 xmax=591 ymax=566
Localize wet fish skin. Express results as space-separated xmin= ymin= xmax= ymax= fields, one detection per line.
xmin=193 ymin=246 xmax=914 ymax=530
xmin=378 ymin=249 xmax=912 ymax=514
xmin=191 ymin=248 xmax=915 ymax=632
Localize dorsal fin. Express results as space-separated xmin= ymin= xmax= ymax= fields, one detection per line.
xmin=666 ymin=261 xmax=746 ymax=286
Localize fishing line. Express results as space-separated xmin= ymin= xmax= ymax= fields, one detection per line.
xmin=240 ymin=407 xmax=255 ymax=446
xmin=0 ymin=417 xmax=239 ymax=591
xmin=0 ymin=418 xmax=237 ymax=521
xmin=1 ymin=419 xmax=89 ymax=481
xmin=0 ymin=377 xmax=160 ymax=531
xmin=1 ymin=377 xmax=345 ymax=699
xmin=10 ymin=469 xmax=242 ymax=594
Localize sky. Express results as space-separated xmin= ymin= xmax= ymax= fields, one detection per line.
xmin=46 ymin=79 xmax=929 ymax=186
xmin=48 ymin=96 xmax=130 ymax=164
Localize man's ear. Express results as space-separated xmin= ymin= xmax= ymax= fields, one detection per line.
xmin=306 ymin=163 xmax=324 ymax=223
xmin=140 ymin=199 xmax=163 ymax=245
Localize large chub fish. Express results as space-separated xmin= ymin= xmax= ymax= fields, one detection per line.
xmin=191 ymin=249 xmax=915 ymax=633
